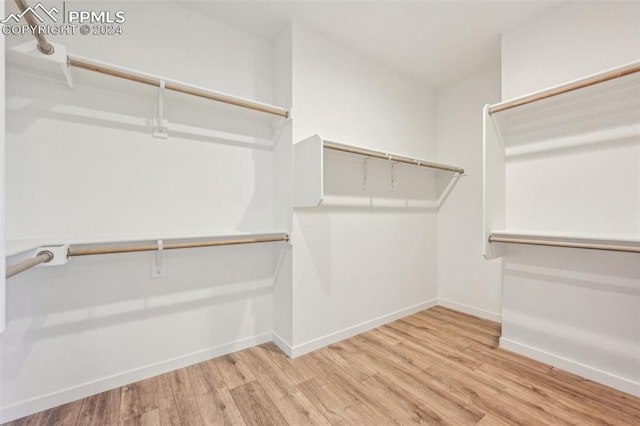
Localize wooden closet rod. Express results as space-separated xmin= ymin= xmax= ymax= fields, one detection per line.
xmin=66 ymin=56 xmax=290 ymax=118
xmin=6 ymin=251 xmax=53 ymax=279
xmin=68 ymin=234 xmax=290 ymax=257
xmin=15 ymin=0 xmax=54 ymax=54
xmin=488 ymin=235 xmax=640 ymax=253
xmin=323 ymin=141 xmax=464 ymax=174
xmin=489 ymin=62 xmax=640 ymax=114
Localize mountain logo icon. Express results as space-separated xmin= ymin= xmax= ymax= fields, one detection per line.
xmin=1 ymin=3 xmax=59 ymax=24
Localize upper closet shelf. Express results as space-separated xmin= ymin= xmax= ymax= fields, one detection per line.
xmin=482 ymin=59 xmax=640 ymax=259
xmin=487 ymin=60 xmax=640 ymax=156
xmin=11 ymin=40 xmax=289 ymax=119
xmin=67 ymin=54 xmax=289 ymax=118
xmin=323 ymin=140 xmax=464 ymax=174
xmin=489 ymin=61 xmax=640 ymax=114
xmin=294 ymin=134 xmax=464 ymax=208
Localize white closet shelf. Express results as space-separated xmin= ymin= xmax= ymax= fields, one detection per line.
xmin=6 ymin=231 xmax=289 ymax=258
xmin=294 ymin=134 xmax=464 ymax=208
xmin=323 ymin=140 xmax=464 ymax=174
xmin=487 ymin=60 xmax=640 ymax=153
xmin=10 ymin=41 xmax=289 ymax=118
xmin=488 ymin=230 xmax=640 ymax=253
xmin=489 ymin=61 xmax=640 ymax=114
xmin=67 ymin=54 xmax=289 ymax=118
xmin=482 ymin=60 xmax=640 ymax=259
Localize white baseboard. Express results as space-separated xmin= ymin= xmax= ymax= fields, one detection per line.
xmin=271 ymin=331 xmax=293 ymax=357
xmin=437 ymin=298 xmax=501 ymax=323
xmin=500 ymin=337 xmax=640 ymax=398
xmin=0 ymin=332 xmax=272 ymax=424
xmin=288 ymin=299 xmax=438 ymax=358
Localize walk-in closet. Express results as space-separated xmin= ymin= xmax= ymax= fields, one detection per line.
xmin=1 ymin=1 xmax=639 ymax=424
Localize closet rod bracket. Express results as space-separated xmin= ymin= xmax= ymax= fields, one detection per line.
xmin=362 ymin=157 xmax=369 ymax=189
xmin=152 ymin=80 xmax=169 ymax=139
xmin=10 ymin=40 xmax=73 ymax=87
xmin=389 ymin=160 xmax=396 ymax=191
xmin=151 ymin=240 xmax=166 ymax=278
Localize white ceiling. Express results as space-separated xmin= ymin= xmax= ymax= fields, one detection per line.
xmin=178 ymin=0 xmax=563 ymax=88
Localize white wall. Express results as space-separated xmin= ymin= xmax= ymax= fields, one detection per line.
xmin=502 ymin=1 xmax=640 ymax=99
xmin=499 ymin=1 xmax=640 ymax=396
xmin=1 ymin=2 xmax=284 ymax=422
xmin=436 ymin=67 xmax=503 ymax=321
xmin=289 ymin=25 xmax=439 ymax=355
xmin=5 ymin=1 xmax=276 ymax=239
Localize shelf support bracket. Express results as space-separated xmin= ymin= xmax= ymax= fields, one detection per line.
xmin=390 ymin=161 xmax=396 ymax=191
xmin=362 ymin=157 xmax=369 ymax=189
xmin=151 ymin=239 xmax=166 ymax=278
xmin=153 ymin=80 xmax=169 ymax=139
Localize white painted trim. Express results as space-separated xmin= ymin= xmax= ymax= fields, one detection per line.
xmin=288 ymin=299 xmax=438 ymax=358
xmin=271 ymin=331 xmax=293 ymax=357
xmin=500 ymin=337 xmax=640 ymax=398
xmin=0 ymin=332 xmax=272 ymax=423
xmin=437 ymin=298 xmax=501 ymax=323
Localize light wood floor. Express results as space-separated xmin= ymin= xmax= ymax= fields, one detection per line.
xmin=4 ymin=306 xmax=640 ymax=425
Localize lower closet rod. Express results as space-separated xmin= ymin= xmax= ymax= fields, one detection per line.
xmin=68 ymin=234 xmax=290 ymax=257
xmin=488 ymin=235 xmax=640 ymax=253
xmin=6 ymin=251 xmax=54 ymax=279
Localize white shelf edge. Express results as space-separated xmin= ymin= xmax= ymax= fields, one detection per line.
xmin=488 ymin=58 xmax=640 ymax=113
xmin=322 ymin=138 xmax=464 ymax=174
xmin=293 ymin=133 xmax=464 ymax=209
xmin=8 ymin=41 xmax=289 ymax=119
xmin=66 ymin=53 xmax=290 ymax=118
xmin=6 ymin=230 xmax=289 ymax=257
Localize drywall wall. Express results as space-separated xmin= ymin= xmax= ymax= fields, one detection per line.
xmin=1 ymin=2 xmax=284 ymax=422
xmin=500 ymin=1 xmax=640 ymax=396
xmin=436 ymin=67 xmax=503 ymax=321
xmin=289 ymin=24 xmax=439 ymax=355
xmin=5 ymin=1 xmax=276 ymax=239
xmin=502 ymin=1 xmax=640 ymax=99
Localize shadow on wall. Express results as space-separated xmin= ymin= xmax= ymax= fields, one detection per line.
xmin=501 ymin=244 xmax=640 ymax=383
xmin=497 ymin=75 xmax=640 ymax=151
xmin=503 ymin=244 xmax=640 ymax=291
xmin=2 ymin=243 xmax=282 ymax=380
xmin=319 ymin=148 xmax=459 ymax=212
xmin=5 ymin=65 xmax=282 ymax=238
xmin=5 ymin=67 xmax=276 ymax=149
xmin=294 ymin=147 xmax=443 ymax=305
xmin=236 ymin=119 xmax=291 ymax=233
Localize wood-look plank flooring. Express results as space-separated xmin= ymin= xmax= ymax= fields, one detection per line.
xmin=4 ymin=306 xmax=640 ymax=425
